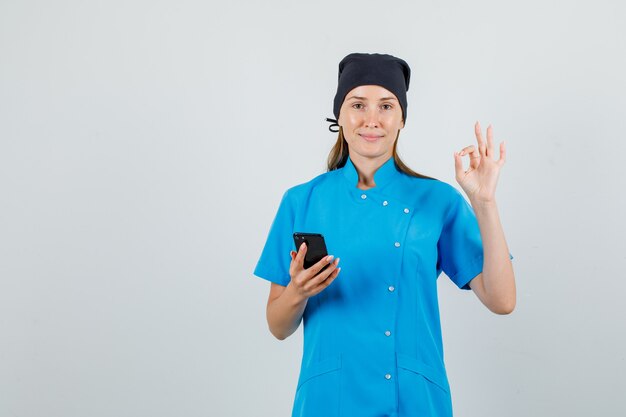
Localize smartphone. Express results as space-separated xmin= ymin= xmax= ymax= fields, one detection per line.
xmin=293 ymin=232 xmax=329 ymax=270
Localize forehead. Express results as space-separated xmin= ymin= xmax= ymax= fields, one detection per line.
xmin=344 ymin=85 xmax=398 ymax=101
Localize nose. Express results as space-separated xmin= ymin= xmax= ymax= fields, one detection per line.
xmin=364 ymin=107 xmax=380 ymax=128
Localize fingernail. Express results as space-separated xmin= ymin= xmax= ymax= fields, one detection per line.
xmin=326 ymin=255 xmax=334 ymax=262
xmin=335 ymin=257 xmax=340 ymax=265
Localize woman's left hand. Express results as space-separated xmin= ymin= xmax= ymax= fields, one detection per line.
xmin=454 ymin=121 xmax=506 ymax=204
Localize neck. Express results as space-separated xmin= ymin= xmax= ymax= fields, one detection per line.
xmin=350 ymin=152 xmax=393 ymax=190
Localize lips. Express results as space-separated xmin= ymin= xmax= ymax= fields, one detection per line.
xmin=359 ymin=133 xmax=383 ymax=142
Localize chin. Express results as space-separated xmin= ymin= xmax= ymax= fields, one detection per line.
xmin=353 ymin=148 xmax=392 ymax=159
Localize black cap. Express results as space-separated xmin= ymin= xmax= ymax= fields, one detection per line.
xmin=330 ymin=52 xmax=411 ymax=130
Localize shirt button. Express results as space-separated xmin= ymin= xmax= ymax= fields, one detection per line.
xmin=361 ymin=194 xmax=367 ymax=199
xmin=385 ymin=373 xmax=392 ymax=380
xmin=404 ymin=208 xmax=410 ymax=213
xmin=394 ymin=242 xmax=400 ymax=247
xmin=388 ymin=285 xmax=395 ymax=292
xmin=385 ymin=330 xmax=391 ymax=336
xmin=383 ymin=200 xmax=388 ymax=206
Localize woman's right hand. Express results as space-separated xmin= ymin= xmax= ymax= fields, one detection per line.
xmin=288 ymin=242 xmax=341 ymax=299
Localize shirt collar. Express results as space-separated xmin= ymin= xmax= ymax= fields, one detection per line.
xmin=341 ymin=154 xmax=401 ymax=191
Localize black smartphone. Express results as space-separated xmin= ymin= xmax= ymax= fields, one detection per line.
xmin=293 ymin=232 xmax=329 ymax=270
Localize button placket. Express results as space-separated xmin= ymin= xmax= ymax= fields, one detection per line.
xmin=377 ymin=193 xmax=411 ymax=395
xmin=389 ymin=200 xmax=413 ymax=386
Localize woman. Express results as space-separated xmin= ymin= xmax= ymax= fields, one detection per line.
xmin=253 ymin=52 xmax=516 ymax=417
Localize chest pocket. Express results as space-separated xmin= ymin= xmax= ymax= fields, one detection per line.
xmin=403 ymin=206 xmax=441 ymax=278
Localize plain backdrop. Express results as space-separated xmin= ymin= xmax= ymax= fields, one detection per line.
xmin=1 ymin=0 xmax=625 ymax=416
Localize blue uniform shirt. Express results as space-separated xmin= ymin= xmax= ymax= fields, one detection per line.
xmin=253 ymin=155 xmax=514 ymax=417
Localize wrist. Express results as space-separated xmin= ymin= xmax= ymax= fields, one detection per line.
xmin=469 ymin=197 xmax=498 ymax=211
xmin=285 ymin=281 xmax=308 ymax=305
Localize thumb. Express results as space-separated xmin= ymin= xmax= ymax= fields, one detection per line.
xmin=453 ymin=151 xmax=464 ymax=177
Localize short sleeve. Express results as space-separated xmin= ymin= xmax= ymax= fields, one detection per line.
xmin=437 ymin=187 xmax=514 ymax=291
xmin=253 ymin=189 xmax=295 ymax=287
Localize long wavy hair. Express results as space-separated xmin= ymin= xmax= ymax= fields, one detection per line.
xmin=326 ymin=127 xmax=437 ymax=180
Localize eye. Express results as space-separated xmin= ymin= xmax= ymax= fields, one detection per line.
xmin=352 ymin=103 xmax=363 ymax=110
xmin=382 ymin=104 xmax=393 ymax=110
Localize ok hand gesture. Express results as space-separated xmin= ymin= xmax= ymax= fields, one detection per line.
xmin=454 ymin=121 xmax=507 ymax=204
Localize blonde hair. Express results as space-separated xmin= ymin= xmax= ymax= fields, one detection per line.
xmin=326 ymin=127 xmax=437 ymax=180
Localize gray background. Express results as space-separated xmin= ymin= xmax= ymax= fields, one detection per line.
xmin=1 ymin=0 xmax=624 ymax=416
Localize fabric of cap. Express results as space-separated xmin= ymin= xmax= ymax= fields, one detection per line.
xmin=332 ymin=52 xmax=411 ymax=123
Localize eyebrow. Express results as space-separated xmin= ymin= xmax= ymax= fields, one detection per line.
xmin=346 ymin=96 xmax=398 ymax=101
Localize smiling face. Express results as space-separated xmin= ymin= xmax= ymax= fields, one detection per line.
xmin=337 ymin=84 xmax=405 ymax=163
